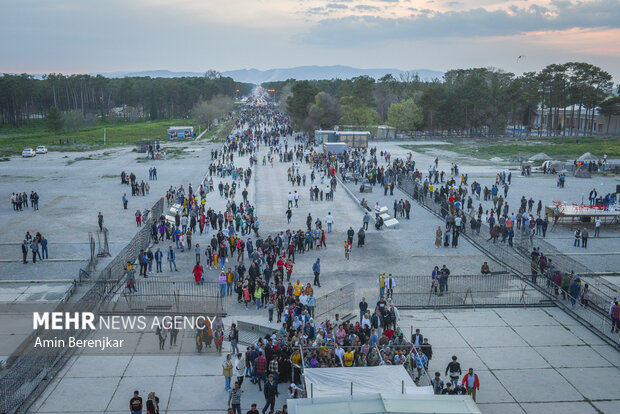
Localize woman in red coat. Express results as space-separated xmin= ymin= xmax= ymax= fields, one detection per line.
xmin=193 ymin=263 xmax=203 ymax=284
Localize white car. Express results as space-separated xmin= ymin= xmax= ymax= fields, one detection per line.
xmin=35 ymin=146 xmax=48 ymax=154
xmin=22 ymin=148 xmax=36 ymax=157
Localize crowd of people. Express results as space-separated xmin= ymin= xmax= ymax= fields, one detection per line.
xmin=20 ymin=231 xmax=48 ymax=264
xmin=10 ymin=191 xmax=40 ymax=211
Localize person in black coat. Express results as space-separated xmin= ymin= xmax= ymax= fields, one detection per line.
xmin=263 ymin=374 xmax=279 ymax=414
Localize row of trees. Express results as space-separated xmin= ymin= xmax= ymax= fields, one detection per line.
xmin=0 ymin=73 xmax=253 ymax=127
xmin=264 ymin=62 xmax=619 ymax=136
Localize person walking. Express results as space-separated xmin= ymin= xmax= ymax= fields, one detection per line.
xmin=234 ymin=353 xmax=245 ymax=387
xmin=222 ymin=354 xmax=234 ymax=391
xmin=228 ymin=382 xmax=243 ymax=414
xmin=462 ymin=368 xmax=480 ymax=402
xmin=21 ymin=240 xmax=28 ymax=264
xmin=167 ymin=246 xmax=177 ymax=271
xmin=363 ymin=212 xmax=370 ymax=230
xmin=154 ymin=248 xmax=163 ymax=273
xmin=445 ymin=355 xmax=462 ymax=387
xmin=122 ymin=193 xmax=128 ymax=209
xmin=229 ymin=323 xmax=239 ymax=354
xmin=581 ymin=228 xmax=589 ymax=248
xmin=312 ymin=258 xmax=321 ymax=287
xmin=325 ymin=212 xmax=333 ymax=233
xmin=595 ymin=217 xmax=601 ymax=237
xmin=98 ymin=212 xmax=104 ymax=231
xmin=129 ymin=390 xmax=143 ymax=414
xmin=435 ymin=227 xmax=442 ymax=249
xmin=262 ymin=374 xmax=279 ymax=414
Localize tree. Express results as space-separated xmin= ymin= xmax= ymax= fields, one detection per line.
xmin=339 ymin=96 xmax=380 ymax=126
xmin=286 ymin=81 xmax=318 ymax=129
xmin=45 ymin=106 xmax=64 ymax=133
xmin=387 ymin=98 xmax=423 ymax=132
xmin=192 ymin=95 xmax=233 ymax=129
xmin=598 ymin=96 xmax=620 ymax=134
xmin=304 ymin=92 xmax=342 ymax=131
xmin=205 ymin=70 xmax=222 ymax=80
xmin=64 ymin=109 xmax=86 ymax=131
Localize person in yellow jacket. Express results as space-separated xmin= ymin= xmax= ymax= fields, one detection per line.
xmin=254 ymin=284 xmax=264 ymax=310
xmin=377 ymin=273 xmax=386 ymax=298
xmin=293 ymin=280 xmax=303 ymax=297
xmin=343 ymin=348 xmax=355 ymax=367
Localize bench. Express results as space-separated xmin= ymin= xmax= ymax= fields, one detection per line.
xmin=379 ymin=206 xmax=389 ymax=214
xmin=380 ymin=213 xmax=391 ymax=221
xmin=384 ymin=218 xmax=400 ymax=229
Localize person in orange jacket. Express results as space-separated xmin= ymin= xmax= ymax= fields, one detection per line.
xmin=462 ymin=368 xmax=480 ymax=401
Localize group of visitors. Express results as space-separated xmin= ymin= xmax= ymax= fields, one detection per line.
xmin=20 ymin=231 xmax=48 ymax=264
xmin=10 ymin=191 xmax=40 ymax=211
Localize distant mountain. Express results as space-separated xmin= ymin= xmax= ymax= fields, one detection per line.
xmin=93 ymin=66 xmax=444 ymax=83
xmin=221 ymin=65 xmax=444 ymax=84
xmin=100 ymin=70 xmax=206 ymax=78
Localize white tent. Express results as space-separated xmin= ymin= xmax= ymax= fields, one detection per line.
xmin=577 ymin=152 xmax=599 ymax=161
xmin=303 ymin=366 xmax=426 ymax=398
xmin=529 ymin=152 xmax=551 ymax=161
xmin=288 ymin=393 xmax=482 ymax=414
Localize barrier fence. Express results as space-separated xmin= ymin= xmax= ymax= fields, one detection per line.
xmin=392 ymin=274 xmax=549 ymax=309
xmin=102 ymin=280 xmax=224 ymax=315
xmin=314 ymin=282 xmax=356 ymax=320
xmin=397 ymin=176 xmax=620 ymax=347
xmin=0 ymin=197 xmax=164 ymax=414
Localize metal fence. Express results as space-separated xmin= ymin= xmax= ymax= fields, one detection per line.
xmin=397 ymin=176 xmax=620 ymax=347
xmin=397 ymin=175 xmax=614 ymax=303
xmin=102 ymin=280 xmax=224 ymax=316
xmin=392 ymin=274 xmax=549 ymax=309
xmin=314 ymin=282 xmax=356 ymax=320
xmin=0 ymin=197 xmax=164 ymax=414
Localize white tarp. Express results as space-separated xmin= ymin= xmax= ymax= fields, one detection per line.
xmin=577 ymin=152 xmax=598 ymax=161
xmin=288 ymin=393 xmax=482 ymax=414
xmin=303 ymin=366 xmax=423 ymax=398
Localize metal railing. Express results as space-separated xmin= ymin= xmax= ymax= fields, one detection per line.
xmin=397 ymin=175 xmax=615 ymax=306
xmin=104 ymin=280 xmax=224 ymax=315
xmin=392 ymin=274 xmax=549 ymax=309
xmin=314 ymin=282 xmax=356 ymax=320
xmin=397 ymin=176 xmax=620 ymax=347
xmin=0 ymin=197 xmax=164 ymax=414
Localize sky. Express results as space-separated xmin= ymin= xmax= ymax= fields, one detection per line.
xmin=1 ymin=0 xmax=619 ymax=80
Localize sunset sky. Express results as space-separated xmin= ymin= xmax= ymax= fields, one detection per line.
xmin=1 ymin=0 xmax=619 ymax=79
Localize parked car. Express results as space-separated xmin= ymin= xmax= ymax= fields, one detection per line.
xmin=35 ymin=145 xmax=48 ymax=154
xmin=22 ymin=148 xmax=36 ymax=157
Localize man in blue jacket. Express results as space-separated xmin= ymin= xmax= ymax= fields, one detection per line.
xmin=312 ymin=258 xmax=321 ymax=287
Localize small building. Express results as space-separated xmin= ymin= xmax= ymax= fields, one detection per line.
xmin=315 ymin=130 xmax=337 ymax=144
xmin=315 ymin=130 xmax=370 ymax=148
xmin=323 ymin=142 xmax=348 ymax=155
xmin=167 ymin=126 xmax=195 ymax=140
xmin=377 ymin=125 xmax=396 ymax=140
xmin=336 ymin=131 xmax=370 ymax=148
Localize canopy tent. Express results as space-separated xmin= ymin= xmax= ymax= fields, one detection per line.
xmin=287 ymin=393 xmax=482 ymax=414
xmin=577 ymin=152 xmax=599 ymax=162
xmin=529 ymin=152 xmax=551 ymax=161
xmin=303 ymin=366 xmax=426 ymax=398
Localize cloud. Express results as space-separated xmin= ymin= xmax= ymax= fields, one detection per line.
xmin=326 ymin=3 xmax=349 ymax=8
xmin=355 ymin=4 xmax=381 ymax=11
xmin=446 ymin=1 xmax=463 ymax=6
xmin=302 ymin=0 xmax=620 ymax=45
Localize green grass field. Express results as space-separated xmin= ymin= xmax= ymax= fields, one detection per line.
xmin=0 ymin=119 xmax=200 ymax=157
xmin=401 ymin=136 xmax=620 ymax=161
